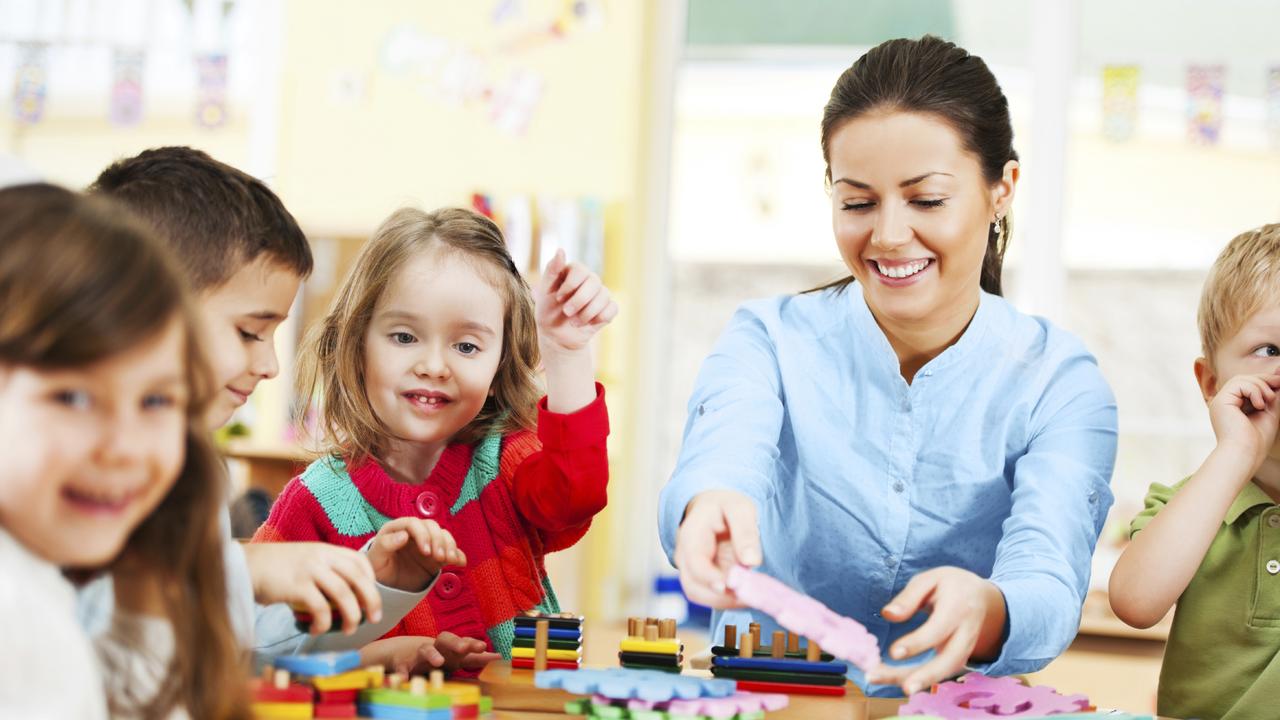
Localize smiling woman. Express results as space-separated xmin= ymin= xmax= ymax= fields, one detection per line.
xmin=659 ymin=35 xmax=1118 ymax=698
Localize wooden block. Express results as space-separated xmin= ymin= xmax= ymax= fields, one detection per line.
xmin=311 ymin=668 xmax=375 ymax=692
xmin=787 ymin=632 xmax=799 ymax=654
xmin=250 ymin=701 xmax=312 ymax=719
xmin=659 ymin=619 xmax=677 ymax=639
xmin=534 ymin=619 xmax=550 ymax=672
xmin=618 ymin=638 xmax=680 ymax=655
xmin=643 ymin=624 xmax=658 ymax=642
xmin=739 ymin=632 xmax=755 ymax=658
xmin=806 ymin=639 xmax=822 ymax=662
xmin=365 ymin=665 xmax=385 ymax=689
xmin=734 ymin=679 xmax=849 ymax=697
xmin=478 ymin=661 xmax=578 ymax=713
xmin=772 ymin=631 xmax=786 ymax=659
xmin=511 ymin=657 xmax=580 ymax=671
xmin=512 ymin=647 xmax=581 ymax=662
xmin=711 ymin=665 xmax=848 ymax=686
xmin=725 ymin=624 xmax=737 ymax=651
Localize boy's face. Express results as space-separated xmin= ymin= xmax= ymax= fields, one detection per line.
xmin=1198 ymin=302 xmax=1280 ymax=458
xmin=0 ymin=317 xmax=187 ymax=568
xmin=198 ymin=257 xmax=302 ymax=429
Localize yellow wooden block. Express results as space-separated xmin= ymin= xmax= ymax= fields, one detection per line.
xmin=437 ymin=681 xmax=481 ymax=705
xmin=250 ymin=700 xmax=313 ymax=719
xmin=510 ymin=647 xmax=582 ymax=662
xmin=310 ymin=668 xmax=373 ymax=691
xmin=620 ymin=638 xmax=681 ymax=655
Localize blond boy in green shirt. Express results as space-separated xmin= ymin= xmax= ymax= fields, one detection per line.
xmin=1111 ymin=223 xmax=1280 ymax=720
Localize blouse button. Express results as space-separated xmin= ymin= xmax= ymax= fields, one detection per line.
xmin=436 ymin=571 xmax=463 ymax=599
xmin=416 ymin=490 xmax=440 ymax=519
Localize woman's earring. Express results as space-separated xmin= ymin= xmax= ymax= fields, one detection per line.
xmin=992 ymin=215 xmax=1003 ymax=242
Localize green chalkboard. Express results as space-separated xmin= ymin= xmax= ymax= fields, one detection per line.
xmin=686 ymin=0 xmax=956 ymax=47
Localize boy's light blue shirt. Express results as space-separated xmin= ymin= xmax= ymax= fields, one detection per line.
xmin=658 ymin=285 xmax=1118 ymax=696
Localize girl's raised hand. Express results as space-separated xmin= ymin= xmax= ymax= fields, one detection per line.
xmin=536 ymin=249 xmax=618 ymax=353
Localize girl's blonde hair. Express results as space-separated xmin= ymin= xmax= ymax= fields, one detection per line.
xmin=1198 ymin=224 xmax=1280 ymax=363
xmin=0 ymin=184 xmax=249 ymax=720
xmin=298 ymin=207 xmax=541 ymax=464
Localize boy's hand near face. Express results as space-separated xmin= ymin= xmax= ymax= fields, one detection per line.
xmin=367 ymin=517 xmax=465 ymax=593
xmin=1209 ymin=372 xmax=1280 ymax=478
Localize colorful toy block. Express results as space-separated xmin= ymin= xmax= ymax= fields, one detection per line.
xmin=898 ymin=673 xmax=1092 ymax=718
xmin=708 ymin=624 xmax=847 ymax=696
xmin=273 ymin=651 xmax=362 ymax=677
xmin=251 ymin=662 xmax=493 ymax=720
xmin=514 ymin=611 xmax=584 ymax=671
xmin=620 ymin=617 xmax=683 ymax=673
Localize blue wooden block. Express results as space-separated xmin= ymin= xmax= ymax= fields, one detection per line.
xmin=273 ymin=650 xmax=362 ymax=677
xmin=357 ymin=702 xmax=454 ymax=720
xmin=535 ymin=668 xmax=735 ymax=702
xmin=513 ymin=626 xmax=582 ymax=641
xmin=711 ymin=655 xmax=847 ymax=675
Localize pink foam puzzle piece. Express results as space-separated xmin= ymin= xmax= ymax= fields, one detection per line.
xmin=666 ymin=691 xmax=791 ymax=718
xmin=726 ymin=565 xmax=881 ymax=672
xmin=898 ymin=672 xmax=1091 ymax=718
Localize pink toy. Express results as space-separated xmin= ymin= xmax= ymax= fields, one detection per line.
xmin=594 ymin=691 xmax=790 ymax=718
xmin=898 ymin=672 xmax=1091 ymax=718
xmin=725 ymin=565 xmax=881 ymax=672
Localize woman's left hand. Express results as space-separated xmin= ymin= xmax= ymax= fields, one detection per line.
xmin=864 ymin=567 xmax=1007 ymax=695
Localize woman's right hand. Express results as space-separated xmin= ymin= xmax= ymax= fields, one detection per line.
xmin=674 ymin=489 xmax=763 ymax=608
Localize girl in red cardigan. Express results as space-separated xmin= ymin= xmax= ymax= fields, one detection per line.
xmin=254 ymin=207 xmax=615 ymax=666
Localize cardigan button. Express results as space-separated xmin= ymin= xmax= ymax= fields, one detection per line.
xmin=416 ymin=490 xmax=441 ymax=519
xmin=436 ymin=571 xmax=463 ymax=599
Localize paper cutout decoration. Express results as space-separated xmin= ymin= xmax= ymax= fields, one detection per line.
xmin=195 ymin=53 xmax=229 ymax=129
xmin=110 ymin=49 xmax=146 ymax=127
xmin=1102 ymin=65 xmax=1140 ymax=142
xmin=1187 ymin=64 xmax=1225 ymax=146
xmin=12 ymin=42 xmax=49 ymax=125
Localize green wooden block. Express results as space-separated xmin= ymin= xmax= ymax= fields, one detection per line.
xmin=359 ymin=687 xmax=451 ymax=709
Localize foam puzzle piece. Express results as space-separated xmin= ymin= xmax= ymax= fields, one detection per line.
xmin=594 ymin=691 xmax=789 ymax=718
xmin=710 ymin=656 xmax=848 ymax=675
xmin=898 ymin=673 xmax=1091 ymax=718
xmin=725 ymin=565 xmax=880 ymax=673
xmin=273 ymin=650 xmax=362 ymax=677
xmin=535 ymin=668 xmax=736 ymax=701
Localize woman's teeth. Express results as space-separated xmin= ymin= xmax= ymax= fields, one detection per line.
xmin=876 ymin=259 xmax=930 ymax=278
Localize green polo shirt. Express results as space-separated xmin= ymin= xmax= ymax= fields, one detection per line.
xmin=1131 ymin=479 xmax=1280 ymax=720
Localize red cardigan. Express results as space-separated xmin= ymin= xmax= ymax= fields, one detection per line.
xmin=252 ymin=385 xmax=609 ymax=656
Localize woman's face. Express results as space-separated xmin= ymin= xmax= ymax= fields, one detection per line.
xmin=828 ymin=110 xmax=1016 ymax=326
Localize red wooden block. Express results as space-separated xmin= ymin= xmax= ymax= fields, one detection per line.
xmin=453 ymin=704 xmax=479 ymax=719
xmin=249 ymin=678 xmax=314 ymax=703
xmin=734 ymin=679 xmax=847 ymax=696
xmin=511 ymin=657 xmax=580 ymax=671
xmin=316 ymin=689 xmax=357 ymax=704
xmin=313 ymin=702 xmax=357 ymax=718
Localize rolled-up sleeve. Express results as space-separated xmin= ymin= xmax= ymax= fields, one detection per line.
xmin=657 ymin=305 xmax=787 ymax=565
xmin=980 ymin=353 xmax=1118 ymax=676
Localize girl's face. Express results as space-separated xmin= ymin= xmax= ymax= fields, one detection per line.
xmin=0 ymin=317 xmax=188 ymax=567
xmin=364 ymin=250 xmax=505 ymax=457
xmin=828 ymin=110 xmax=1015 ymax=326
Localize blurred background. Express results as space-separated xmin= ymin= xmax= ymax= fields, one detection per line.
xmin=3 ymin=0 xmax=1279 ymax=710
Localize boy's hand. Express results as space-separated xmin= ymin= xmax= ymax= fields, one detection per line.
xmin=536 ymin=249 xmax=618 ymax=353
xmin=1209 ymin=372 xmax=1280 ymax=475
xmin=368 ymin=517 xmax=466 ymax=593
xmin=244 ymin=542 xmax=382 ymax=635
xmin=360 ymin=633 xmax=500 ymax=676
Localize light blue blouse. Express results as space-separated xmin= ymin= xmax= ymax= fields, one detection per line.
xmin=658 ymin=284 xmax=1117 ymax=696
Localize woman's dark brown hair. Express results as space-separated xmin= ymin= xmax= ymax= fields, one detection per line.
xmin=0 ymin=183 xmax=249 ymax=719
xmin=818 ymin=35 xmax=1018 ymax=296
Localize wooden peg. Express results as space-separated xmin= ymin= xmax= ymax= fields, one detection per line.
xmin=739 ymin=632 xmax=754 ymax=658
xmin=365 ymin=665 xmax=385 ymax=689
xmin=645 ymin=617 xmax=658 ymax=627
xmin=409 ymin=676 xmax=427 ymax=696
xmin=659 ymin=619 xmax=677 ymax=639
xmin=786 ymin=632 xmax=799 ymax=654
xmin=430 ymin=670 xmax=444 ymax=691
xmin=627 ymin=617 xmax=640 ymax=637
xmin=643 ymin=624 xmax=658 ymax=642
xmin=771 ymin=631 xmax=785 ymax=659
xmin=273 ymin=669 xmax=289 ymax=690
xmin=806 ymin=639 xmax=821 ymax=662
xmin=749 ymin=622 xmax=761 ymax=647
xmin=388 ymin=673 xmax=406 ymax=690
xmin=534 ymin=619 xmax=550 ymax=672
xmin=724 ymin=624 xmax=737 ymax=651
